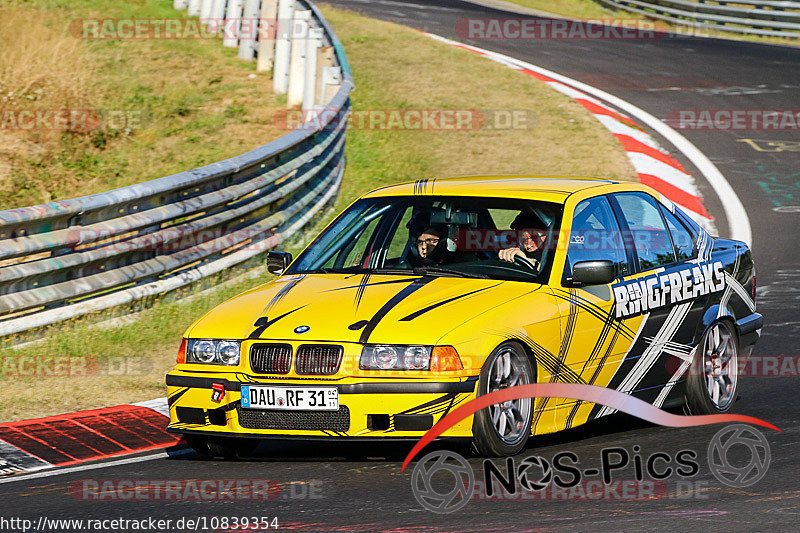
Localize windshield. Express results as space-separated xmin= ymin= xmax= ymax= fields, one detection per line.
xmin=286 ymin=196 xmax=563 ymax=282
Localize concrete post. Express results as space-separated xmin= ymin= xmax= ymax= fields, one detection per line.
xmin=187 ymin=0 xmax=202 ymax=16
xmin=200 ymin=0 xmax=214 ymax=21
xmin=206 ymin=0 xmax=227 ymax=33
xmin=238 ymin=0 xmax=261 ymax=60
xmin=222 ymin=0 xmax=244 ymax=48
xmin=273 ymin=0 xmax=295 ymax=94
xmin=256 ymin=0 xmax=279 ymax=72
xmin=287 ymin=10 xmax=311 ymax=107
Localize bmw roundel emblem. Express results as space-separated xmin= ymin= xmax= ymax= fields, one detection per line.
xmin=294 ymin=325 xmax=310 ymax=334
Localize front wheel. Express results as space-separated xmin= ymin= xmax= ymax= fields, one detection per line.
xmin=684 ymin=320 xmax=739 ymax=414
xmin=472 ymin=342 xmax=535 ymax=456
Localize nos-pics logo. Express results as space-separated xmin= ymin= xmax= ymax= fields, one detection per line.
xmin=410 ymin=424 xmax=770 ymax=514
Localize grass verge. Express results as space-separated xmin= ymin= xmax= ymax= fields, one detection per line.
xmin=0 ymin=3 xmax=635 ymax=421
xmin=0 ymin=0 xmax=284 ymax=210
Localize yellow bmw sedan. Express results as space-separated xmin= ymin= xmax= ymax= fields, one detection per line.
xmin=166 ymin=176 xmax=760 ymax=457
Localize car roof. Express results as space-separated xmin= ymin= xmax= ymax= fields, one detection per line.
xmin=362 ymin=175 xmax=644 ymax=203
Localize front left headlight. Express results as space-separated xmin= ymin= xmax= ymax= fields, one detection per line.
xmin=186 ymin=339 xmax=241 ymax=366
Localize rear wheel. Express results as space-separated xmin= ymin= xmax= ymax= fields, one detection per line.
xmin=185 ymin=435 xmax=259 ymax=459
xmin=472 ymin=342 xmax=534 ymax=456
xmin=685 ymin=320 xmax=739 ymax=414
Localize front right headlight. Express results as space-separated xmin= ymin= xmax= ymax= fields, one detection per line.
xmin=186 ymin=339 xmax=241 ymax=366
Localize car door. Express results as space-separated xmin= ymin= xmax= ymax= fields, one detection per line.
xmin=546 ymin=194 xmax=638 ymax=432
xmin=598 ymin=191 xmax=706 ymax=412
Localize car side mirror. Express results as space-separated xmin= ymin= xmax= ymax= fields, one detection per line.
xmin=266 ymin=251 xmax=292 ymax=275
xmin=572 ymin=260 xmax=616 ymax=286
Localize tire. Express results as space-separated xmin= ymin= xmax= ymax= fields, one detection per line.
xmin=684 ymin=320 xmax=739 ymax=414
xmin=185 ymin=435 xmax=259 ymax=459
xmin=472 ymin=342 xmax=535 ymax=456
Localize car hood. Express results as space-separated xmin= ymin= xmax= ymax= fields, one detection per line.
xmin=186 ymin=273 xmax=542 ymax=345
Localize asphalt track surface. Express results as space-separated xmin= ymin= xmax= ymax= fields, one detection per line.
xmin=3 ymin=2 xmax=800 ymax=531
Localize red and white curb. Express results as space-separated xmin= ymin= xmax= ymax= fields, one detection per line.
xmin=0 ymin=398 xmax=177 ymax=476
xmin=425 ymin=32 xmax=722 ymax=236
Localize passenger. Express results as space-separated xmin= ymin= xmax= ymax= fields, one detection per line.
xmin=498 ymin=213 xmax=547 ymax=265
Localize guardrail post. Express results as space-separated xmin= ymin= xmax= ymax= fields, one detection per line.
xmin=173 ymin=0 xmax=189 ymax=9
xmin=256 ymin=0 xmax=279 ymax=72
xmin=238 ymin=0 xmax=261 ymax=60
xmin=321 ymin=65 xmax=342 ymax=106
xmin=187 ymin=0 xmax=202 ymax=16
xmin=273 ymin=0 xmax=295 ymax=94
xmin=287 ymin=10 xmax=311 ymax=107
xmin=315 ymin=45 xmax=334 ymax=105
xmin=302 ymin=27 xmax=323 ymax=112
xmin=223 ymin=0 xmax=244 ymax=47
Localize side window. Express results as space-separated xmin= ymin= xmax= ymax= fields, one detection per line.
xmin=614 ymin=193 xmax=676 ymax=270
xmin=659 ymin=204 xmax=696 ymax=261
xmin=385 ymin=207 xmax=414 ymax=263
xmin=567 ymin=196 xmax=629 ymax=278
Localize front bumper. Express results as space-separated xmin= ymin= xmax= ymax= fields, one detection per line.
xmin=166 ymin=372 xmax=479 ymax=439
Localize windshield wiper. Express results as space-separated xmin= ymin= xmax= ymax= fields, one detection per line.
xmin=413 ymin=267 xmax=489 ymax=279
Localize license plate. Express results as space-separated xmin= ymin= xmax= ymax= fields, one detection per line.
xmin=240 ymin=385 xmax=339 ymax=411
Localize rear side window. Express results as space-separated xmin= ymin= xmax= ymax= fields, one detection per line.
xmin=613 ymin=192 xmax=676 ymax=271
xmin=659 ymin=204 xmax=696 ymax=261
xmin=567 ymin=196 xmax=629 ymax=278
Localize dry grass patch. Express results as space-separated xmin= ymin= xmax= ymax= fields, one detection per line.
xmin=0 ymin=0 xmax=284 ymax=210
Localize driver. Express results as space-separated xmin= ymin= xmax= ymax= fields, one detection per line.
xmin=405 ymin=211 xmax=449 ymax=267
xmin=410 ymin=225 xmax=448 ymax=266
xmin=498 ymin=212 xmax=547 ymax=265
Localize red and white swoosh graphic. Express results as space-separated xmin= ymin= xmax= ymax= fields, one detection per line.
xmin=401 ymin=383 xmax=779 ymax=472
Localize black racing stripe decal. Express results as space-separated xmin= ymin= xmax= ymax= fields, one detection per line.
xmin=248 ymin=306 xmax=307 ymax=339
xmin=533 ymin=289 xmax=578 ymax=431
xmin=578 ymin=302 xmax=616 ymax=378
xmin=264 ymin=276 xmax=304 ymax=313
xmin=566 ymin=306 xmax=622 ymax=429
xmin=354 ymin=273 xmax=371 ymax=310
xmin=399 ymin=393 xmax=458 ymax=415
xmin=167 ymin=387 xmax=189 ymax=406
xmin=348 ymin=319 xmax=369 ymax=331
xmin=485 ymin=329 xmax=587 ymax=385
xmin=398 ymin=284 xmax=501 ymax=322
xmin=325 ymin=278 xmax=419 ymax=292
xmin=551 ymin=288 xmax=636 ymax=340
xmin=359 ymin=276 xmax=436 ymax=344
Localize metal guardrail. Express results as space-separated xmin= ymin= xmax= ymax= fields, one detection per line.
xmin=597 ymin=0 xmax=800 ymax=37
xmin=0 ymin=0 xmax=354 ymax=337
